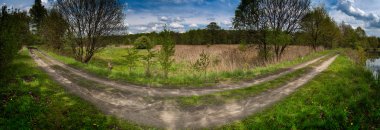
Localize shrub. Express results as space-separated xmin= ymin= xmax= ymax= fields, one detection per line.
xmin=192 ymin=50 xmax=210 ymax=77
xmin=134 ymin=36 xmax=154 ymax=49
xmin=159 ymin=30 xmax=175 ymax=78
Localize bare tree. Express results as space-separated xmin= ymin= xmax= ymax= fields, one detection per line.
xmin=233 ymin=0 xmax=271 ymax=61
xmin=234 ymin=0 xmax=310 ymax=61
xmin=55 ymin=0 xmax=124 ymax=63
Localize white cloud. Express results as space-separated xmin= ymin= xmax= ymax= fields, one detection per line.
xmin=336 ymin=0 xmax=380 ymax=28
xmin=190 ymin=23 xmax=198 ymax=28
xmin=170 ymin=22 xmax=184 ymax=28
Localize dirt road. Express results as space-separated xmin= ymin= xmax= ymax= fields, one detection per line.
xmin=32 ymin=49 xmax=327 ymax=97
xmin=29 ymin=49 xmax=338 ymax=129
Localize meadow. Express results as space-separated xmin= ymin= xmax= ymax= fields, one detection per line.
xmin=42 ymin=45 xmax=328 ymax=87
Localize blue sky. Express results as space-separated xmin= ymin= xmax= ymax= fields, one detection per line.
xmin=1 ymin=0 xmax=380 ymax=36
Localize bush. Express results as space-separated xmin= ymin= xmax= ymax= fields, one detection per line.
xmin=133 ymin=36 xmax=154 ymax=49
xmin=0 ymin=6 xmax=30 ymax=69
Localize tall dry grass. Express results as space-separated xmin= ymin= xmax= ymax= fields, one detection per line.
xmin=153 ymin=44 xmax=323 ymax=72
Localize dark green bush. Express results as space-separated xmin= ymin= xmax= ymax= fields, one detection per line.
xmin=133 ymin=36 xmax=153 ymax=49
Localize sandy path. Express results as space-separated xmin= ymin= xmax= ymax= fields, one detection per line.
xmin=29 ymin=48 xmax=338 ymax=129
xmin=32 ymin=49 xmax=327 ymax=97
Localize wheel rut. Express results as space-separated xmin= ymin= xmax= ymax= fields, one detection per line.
xmin=32 ymin=48 xmax=327 ymax=97
xmin=29 ymin=48 xmax=338 ymax=129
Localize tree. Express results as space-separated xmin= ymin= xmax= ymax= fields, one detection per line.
xmin=233 ymin=0 xmax=270 ymax=61
xmin=300 ymin=7 xmax=337 ymax=51
xmin=339 ymin=22 xmax=359 ymax=48
xmin=134 ymin=36 xmax=156 ymax=77
xmin=263 ymin=0 xmax=311 ymax=60
xmin=206 ymin=22 xmax=221 ymax=30
xmin=40 ymin=9 xmax=68 ymax=52
xmin=0 ymin=6 xmax=30 ymax=69
xmin=206 ymin=22 xmax=222 ymax=45
xmin=29 ymin=0 xmax=47 ymax=31
xmin=134 ymin=36 xmax=154 ymax=49
xmin=234 ymin=0 xmax=311 ymax=61
xmin=56 ymin=0 xmax=125 ymax=63
xmin=123 ymin=48 xmax=139 ymax=73
xmin=159 ymin=29 xmax=176 ymax=78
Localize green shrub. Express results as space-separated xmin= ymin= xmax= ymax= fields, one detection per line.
xmin=133 ymin=36 xmax=154 ymax=49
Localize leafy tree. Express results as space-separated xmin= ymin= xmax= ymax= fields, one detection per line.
xmin=0 ymin=6 xmax=30 ymax=69
xmin=40 ymin=9 xmax=68 ymax=52
xmin=134 ymin=36 xmax=156 ymax=77
xmin=339 ymin=22 xmax=359 ymax=48
xmin=159 ymin=29 xmax=176 ymax=78
xmin=206 ymin=22 xmax=221 ymax=30
xmin=134 ymin=36 xmax=154 ymax=49
xmin=266 ymin=31 xmax=292 ymax=61
xmin=29 ymin=0 xmax=47 ymax=31
xmin=300 ymin=7 xmax=337 ymax=50
xmin=123 ymin=48 xmax=140 ymax=73
xmin=206 ymin=22 xmax=221 ymax=44
xmin=56 ymin=0 xmax=125 ymax=63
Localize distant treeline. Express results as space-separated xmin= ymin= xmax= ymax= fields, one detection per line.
xmin=105 ymin=27 xmax=380 ymax=48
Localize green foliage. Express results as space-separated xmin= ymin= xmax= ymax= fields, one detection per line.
xmin=29 ymin=0 xmax=47 ymax=30
xmin=0 ymin=49 xmax=147 ymax=129
xmin=142 ymin=49 xmax=156 ymax=77
xmin=159 ymin=30 xmax=176 ymax=78
xmin=0 ymin=6 xmax=30 ymax=69
xmin=40 ymin=9 xmax=68 ymax=52
xmin=123 ymin=48 xmax=140 ymax=73
xmin=192 ymin=51 xmax=211 ymax=77
xmin=238 ymin=40 xmax=248 ymax=51
xmin=221 ymin=55 xmax=380 ymax=129
xmin=42 ymin=47 xmax=331 ymax=87
xmin=134 ymin=36 xmax=154 ymax=49
xmin=300 ymin=7 xmax=340 ymax=50
xmin=266 ymin=31 xmax=292 ymax=46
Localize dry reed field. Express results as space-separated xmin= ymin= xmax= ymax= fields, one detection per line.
xmin=149 ymin=44 xmax=323 ymax=72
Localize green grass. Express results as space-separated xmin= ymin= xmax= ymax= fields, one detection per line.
xmin=0 ymin=49 xmax=151 ymax=129
xmin=219 ymin=55 xmax=380 ymax=129
xmin=175 ymin=67 xmax=312 ymax=110
xmin=40 ymin=46 xmax=332 ymax=88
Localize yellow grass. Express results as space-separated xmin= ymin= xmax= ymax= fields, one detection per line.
xmin=118 ymin=44 xmax=323 ymax=72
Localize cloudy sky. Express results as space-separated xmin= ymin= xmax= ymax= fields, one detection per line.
xmin=1 ymin=0 xmax=380 ymax=36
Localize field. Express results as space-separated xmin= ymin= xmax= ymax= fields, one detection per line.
xmin=2 ymin=48 xmax=378 ymax=129
xmin=42 ymin=45 xmax=327 ymax=87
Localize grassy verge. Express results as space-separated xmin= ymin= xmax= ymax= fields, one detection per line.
xmin=174 ymin=55 xmax=334 ymax=110
xmin=175 ymin=67 xmax=311 ymax=110
xmin=219 ymin=55 xmax=380 ymax=129
xmin=39 ymin=47 xmax=332 ymax=88
xmin=0 ymin=48 xmax=150 ymax=129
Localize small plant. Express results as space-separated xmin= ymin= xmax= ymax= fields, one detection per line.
xmin=134 ymin=36 xmax=156 ymax=77
xmin=142 ymin=50 xmax=156 ymax=77
xmin=123 ymin=48 xmax=140 ymax=73
xmin=192 ymin=50 xmax=210 ymax=77
xmin=238 ymin=40 xmax=248 ymax=51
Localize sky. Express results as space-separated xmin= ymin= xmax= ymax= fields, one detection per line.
xmin=1 ymin=0 xmax=380 ymax=36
